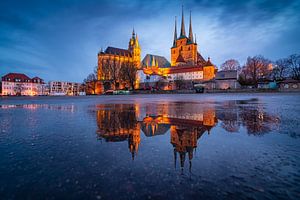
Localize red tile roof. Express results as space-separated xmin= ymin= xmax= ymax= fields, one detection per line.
xmin=167 ymin=66 xmax=203 ymax=74
xmin=2 ymin=73 xmax=44 ymax=83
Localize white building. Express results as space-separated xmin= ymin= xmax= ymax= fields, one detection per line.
xmin=49 ymin=81 xmax=82 ymax=96
xmin=1 ymin=73 xmax=46 ymax=96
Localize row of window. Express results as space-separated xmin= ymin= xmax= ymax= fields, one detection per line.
xmin=2 ymin=82 xmax=35 ymax=86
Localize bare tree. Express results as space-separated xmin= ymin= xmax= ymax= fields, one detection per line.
xmin=272 ymin=58 xmax=289 ymax=80
xmin=286 ymin=54 xmax=300 ymax=80
xmin=119 ymin=62 xmax=137 ymax=90
xmin=84 ymin=73 xmax=97 ymax=94
xmin=83 ymin=66 xmax=98 ymax=95
xmin=239 ymin=55 xmax=272 ymax=87
xmin=109 ymin=59 xmax=119 ymax=89
xmin=220 ymin=59 xmax=241 ymax=71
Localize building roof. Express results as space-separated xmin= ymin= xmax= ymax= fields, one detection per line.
xmin=197 ymin=52 xmax=206 ymax=64
xmin=167 ymin=66 xmax=203 ymax=74
xmin=176 ymin=54 xmax=185 ymax=63
xmin=205 ymin=57 xmax=213 ymax=66
xmin=2 ymin=73 xmax=31 ymax=82
xmin=105 ymin=46 xmax=131 ymax=56
xmin=32 ymin=76 xmax=45 ymax=83
xmin=142 ymin=54 xmax=170 ymax=68
xmin=215 ymin=70 xmax=238 ymax=80
xmin=2 ymin=73 xmax=45 ymax=83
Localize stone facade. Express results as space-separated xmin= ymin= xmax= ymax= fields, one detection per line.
xmin=96 ymin=30 xmax=141 ymax=93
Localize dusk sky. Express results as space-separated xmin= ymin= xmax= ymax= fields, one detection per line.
xmin=1 ymin=0 xmax=300 ymax=82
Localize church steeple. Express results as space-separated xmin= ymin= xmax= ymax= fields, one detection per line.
xmin=188 ymin=11 xmax=194 ymax=43
xmin=132 ymin=28 xmax=135 ymax=39
xmin=173 ymin=16 xmax=177 ymax=46
xmin=180 ymin=5 xmax=186 ymax=37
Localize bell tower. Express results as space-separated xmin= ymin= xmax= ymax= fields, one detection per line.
xmin=171 ymin=7 xmax=197 ymax=67
xmin=128 ymin=29 xmax=141 ymax=68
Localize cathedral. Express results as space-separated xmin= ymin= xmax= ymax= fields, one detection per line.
xmin=96 ymin=6 xmax=216 ymax=93
xmin=137 ymin=7 xmax=216 ymax=90
xmin=96 ymin=29 xmax=141 ymax=93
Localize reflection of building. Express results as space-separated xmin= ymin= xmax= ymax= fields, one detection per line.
xmin=96 ymin=103 xmax=217 ymax=167
xmin=170 ymin=107 xmax=217 ymax=171
xmin=1 ymin=73 xmax=45 ymax=96
xmin=95 ymin=100 xmax=280 ymax=172
xmin=96 ymin=104 xmax=141 ymax=159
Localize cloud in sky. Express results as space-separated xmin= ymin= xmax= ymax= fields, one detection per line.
xmin=0 ymin=0 xmax=299 ymax=82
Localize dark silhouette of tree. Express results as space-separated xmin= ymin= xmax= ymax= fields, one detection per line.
xmin=83 ymin=66 xmax=98 ymax=94
xmin=287 ymin=54 xmax=300 ymax=80
xmin=109 ymin=59 xmax=119 ymax=89
xmin=272 ymin=58 xmax=290 ymax=80
xmin=220 ymin=59 xmax=241 ymax=71
xmin=239 ymin=55 xmax=272 ymax=87
xmin=119 ymin=62 xmax=137 ymax=90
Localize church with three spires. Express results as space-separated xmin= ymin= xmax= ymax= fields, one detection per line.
xmin=96 ymin=6 xmax=216 ymax=93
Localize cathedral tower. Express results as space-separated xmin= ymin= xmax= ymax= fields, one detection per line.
xmin=129 ymin=29 xmax=141 ymax=68
xmin=171 ymin=7 xmax=198 ymax=66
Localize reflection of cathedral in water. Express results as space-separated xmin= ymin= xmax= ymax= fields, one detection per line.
xmin=96 ymin=104 xmax=141 ymax=159
xmin=96 ymin=103 xmax=217 ymax=168
xmin=95 ymin=100 xmax=280 ymax=170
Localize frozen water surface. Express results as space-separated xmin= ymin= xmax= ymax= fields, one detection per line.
xmin=0 ymin=93 xmax=300 ymax=199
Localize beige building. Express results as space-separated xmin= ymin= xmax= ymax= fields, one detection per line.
xmin=1 ymin=73 xmax=46 ymax=96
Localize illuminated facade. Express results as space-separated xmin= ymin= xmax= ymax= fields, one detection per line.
xmin=1 ymin=73 xmax=45 ymax=96
xmin=96 ymin=29 xmax=141 ymax=93
xmin=49 ymin=81 xmax=82 ymax=96
xmin=136 ymin=7 xmax=217 ymax=89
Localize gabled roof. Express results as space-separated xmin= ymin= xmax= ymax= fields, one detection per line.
xmin=2 ymin=73 xmax=31 ymax=82
xmin=142 ymin=54 xmax=170 ymax=68
xmin=176 ymin=54 xmax=185 ymax=63
xmin=32 ymin=76 xmax=45 ymax=83
xmin=105 ymin=46 xmax=131 ymax=56
xmin=205 ymin=58 xmax=213 ymax=66
xmin=197 ymin=52 xmax=206 ymax=64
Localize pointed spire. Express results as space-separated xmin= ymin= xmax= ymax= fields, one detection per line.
xmin=135 ymin=33 xmax=139 ymax=47
xmin=180 ymin=5 xmax=186 ymax=37
xmin=173 ymin=16 xmax=178 ymax=46
xmin=132 ymin=27 xmax=135 ymax=38
xmin=195 ymin=33 xmax=197 ymax=44
xmin=188 ymin=11 xmax=194 ymax=43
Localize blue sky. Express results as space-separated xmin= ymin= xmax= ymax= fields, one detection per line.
xmin=0 ymin=0 xmax=299 ymax=82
